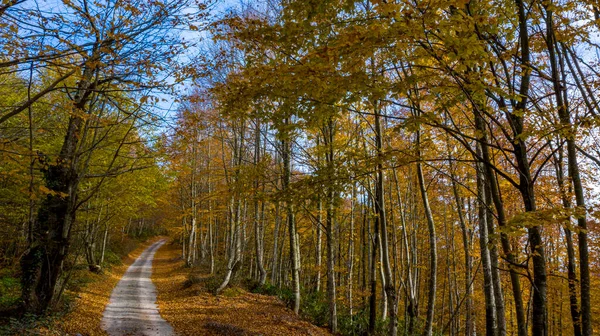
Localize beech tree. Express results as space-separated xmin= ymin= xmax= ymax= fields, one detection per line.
xmin=1 ymin=0 xmax=203 ymax=313
xmin=3 ymin=0 xmax=600 ymax=335
xmin=175 ymin=1 xmax=600 ymax=335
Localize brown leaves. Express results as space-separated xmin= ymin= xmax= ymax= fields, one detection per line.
xmin=48 ymin=239 xmax=161 ymax=336
xmin=152 ymin=242 xmax=332 ymax=336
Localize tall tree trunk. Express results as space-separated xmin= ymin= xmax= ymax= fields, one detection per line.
xmin=513 ymin=1 xmax=548 ymax=333
xmin=367 ymin=167 xmax=379 ymax=334
xmin=20 ymin=59 xmax=100 ymax=311
xmin=485 ymin=182 xmax=507 ymax=336
xmin=446 ymin=131 xmax=474 ymax=336
xmin=326 ymin=195 xmax=337 ymax=331
xmin=545 ymin=9 xmax=591 ymax=335
xmin=188 ymin=131 xmax=198 ymax=266
xmin=374 ymin=109 xmax=397 ymax=336
xmin=450 ymin=169 xmax=474 ymax=336
xmin=277 ymin=212 xmax=287 ymax=288
xmin=477 ymin=156 xmax=497 ymax=336
xmin=361 ymin=191 xmax=368 ymax=309
xmin=100 ymin=222 xmax=108 ymax=265
xmin=217 ymin=198 xmax=242 ymax=293
xmin=316 ymin=197 xmax=323 ymax=292
xmin=379 ymin=238 xmax=388 ymax=320
xmin=474 ymin=107 xmax=520 ymax=336
xmin=417 ymin=128 xmax=437 ymax=336
xmin=216 ymin=120 xmax=245 ymax=293
xmin=207 ymin=140 xmax=215 ymax=274
xmin=323 ymin=117 xmax=338 ymax=332
xmin=27 ymin=61 xmax=35 ymax=246
xmin=254 ymin=119 xmax=267 ymax=285
xmin=188 ymin=218 xmax=196 ymax=266
xmin=283 ymin=118 xmax=301 ymax=314
xmin=347 ymin=182 xmax=355 ymax=317
xmin=552 ymin=143 xmax=581 ymax=336
xmin=393 ymin=167 xmax=418 ymax=334
xmin=84 ymin=219 xmax=97 ymax=272
xmin=209 ymin=215 xmax=214 ymax=274
xmin=272 ymin=202 xmax=281 ymax=284
xmin=21 ymin=113 xmax=83 ymax=313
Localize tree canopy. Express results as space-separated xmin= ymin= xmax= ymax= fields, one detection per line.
xmin=2 ymin=0 xmax=600 ymax=335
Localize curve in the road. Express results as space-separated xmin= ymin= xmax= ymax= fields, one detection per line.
xmin=101 ymin=239 xmax=174 ymax=336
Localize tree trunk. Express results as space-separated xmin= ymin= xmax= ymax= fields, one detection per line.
xmin=368 ymin=187 xmax=378 ymax=335
xmin=326 ymin=196 xmax=337 ymax=331
xmin=417 ymin=128 xmax=437 ymax=336
xmin=254 ymin=119 xmax=267 ymax=285
xmin=100 ymin=223 xmax=108 ymax=265
xmin=513 ymin=2 xmax=548 ymax=333
xmin=323 ymin=117 xmax=338 ymax=331
xmin=393 ymin=167 xmax=418 ymax=334
xmin=188 ymin=218 xmax=196 ymax=266
xmin=477 ymin=157 xmax=497 ymax=336
xmin=316 ymin=196 xmax=323 ymax=292
xmin=374 ymin=109 xmax=397 ymax=336
xmin=85 ymin=220 xmax=98 ymax=272
xmin=451 ymin=171 xmax=474 ymax=336
xmin=474 ymin=107 xmax=520 ymax=336
xmin=282 ymin=118 xmax=301 ymax=314
xmin=545 ymin=10 xmax=591 ymax=335
xmin=207 ymin=141 xmax=215 ymax=275
xmin=272 ymin=202 xmax=281 ymax=284
xmin=446 ymin=133 xmax=474 ymax=336
xmin=20 ymin=67 xmax=97 ymax=311
xmin=216 ymin=120 xmax=245 ymax=293
xmin=21 ymin=117 xmax=82 ymax=312
xmin=361 ymin=191 xmax=368 ymax=309
xmin=552 ymin=143 xmax=582 ymax=336
xmin=347 ymin=182 xmax=355 ymax=317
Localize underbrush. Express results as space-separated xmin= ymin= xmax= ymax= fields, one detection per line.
xmin=102 ymin=250 xmax=123 ymax=266
xmin=250 ymin=281 xmax=296 ymax=308
xmin=0 ymin=313 xmax=67 ymax=336
xmin=0 ymin=235 xmax=153 ymax=335
xmin=0 ymin=269 xmax=21 ymax=310
xmin=68 ymin=267 xmax=99 ymax=292
xmin=183 ymin=268 xmax=223 ymax=293
xmin=105 ymin=237 xmax=139 ymax=262
xmin=183 ymin=257 xmax=233 ymax=293
xmin=128 ymin=227 xmax=169 ymax=241
xmin=249 ymin=282 xmax=395 ymax=336
xmin=0 ymin=293 xmax=73 ymax=335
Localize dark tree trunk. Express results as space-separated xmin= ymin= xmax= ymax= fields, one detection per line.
xmin=545 ymin=8 xmax=591 ymax=334
xmin=20 ymin=61 xmax=97 ymax=312
xmin=374 ymin=109 xmax=397 ymax=336
xmin=476 ymin=155 xmax=497 ymax=336
xmin=21 ymin=117 xmax=82 ymax=313
xmin=513 ymin=1 xmax=548 ymax=333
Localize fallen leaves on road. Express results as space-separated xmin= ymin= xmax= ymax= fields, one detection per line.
xmin=54 ymin=238 xmax=161 ymax=336
xmin=153 ymin=241 xmax=332 ymax=336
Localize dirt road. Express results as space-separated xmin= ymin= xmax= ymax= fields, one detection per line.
xmin=101 ymin=239 xmax=174 ymax=336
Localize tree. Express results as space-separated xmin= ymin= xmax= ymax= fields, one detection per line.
xmin=16 ymin=0 xmax=198 ymax=312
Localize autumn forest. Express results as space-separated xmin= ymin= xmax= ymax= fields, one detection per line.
xmin=1 ymin=0 xmax=600 ymax=335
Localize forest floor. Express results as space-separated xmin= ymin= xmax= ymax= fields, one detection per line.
xmin=5 ymin=237 xmax=332 ymax=335
xmin=152 ymin=240 xmax=332 ymax=336
xmin=8 ymin=238 xmax=163 ymax=335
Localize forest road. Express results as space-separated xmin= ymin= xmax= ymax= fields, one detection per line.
xmin=101 ymin=239 xmax=175 ymax=336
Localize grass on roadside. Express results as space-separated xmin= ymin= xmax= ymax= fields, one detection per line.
xmin=0 ymin=237 xmax=161 ymax=335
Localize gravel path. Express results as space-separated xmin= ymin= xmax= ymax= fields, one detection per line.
xmin=101 ymin=239 xmax=174 ymax=336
